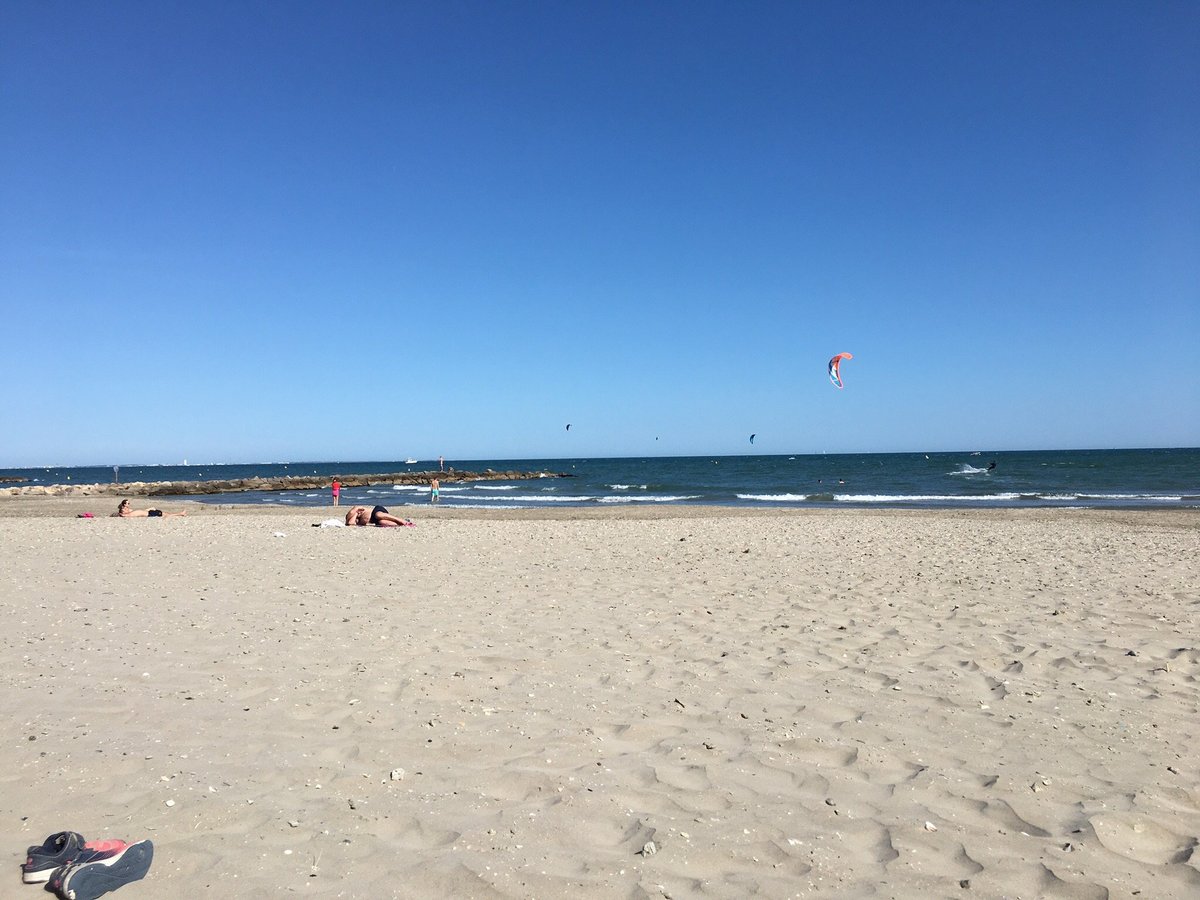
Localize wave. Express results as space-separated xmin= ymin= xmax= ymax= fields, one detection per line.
xmin=1072 ymin=493 xmax=1183 ymax=501
xmin=832 ymin=492 xmax=1186 ymax=503
xmin=837 ymin=493 xmax=1023 ymax=503
xmin=475 ymin=485 xmax=518 ymax=491
xmin=597 ymin=495 xmax=701 ymax=503
xmin=950 ymin=465 xmax=990 ymax=475
xmin=1023 ymin=492 xmax=1184 ymax=502
xmin=609 ymin=484 xmax=648 ymax=490
xmin=431 ymin=502 xmax=523 ymax=510
xmin=455 ymin=494 xmax=599 ymax=503
xmin=741 ymin=492 xmax=839 ymax=503
xmin=431 ymin=492 xmax=699 ymax=505
xmin=737 ymin=493 xmax=811 ymax=502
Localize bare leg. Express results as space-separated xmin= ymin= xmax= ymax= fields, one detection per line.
xmin=373 ymin=512 xmax=412 ymax=527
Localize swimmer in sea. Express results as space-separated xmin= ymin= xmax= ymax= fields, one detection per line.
xmin=345 ymin=505 xmax=412 ymax=527
xmin=112 ymin=499 xmax=187 ymax=518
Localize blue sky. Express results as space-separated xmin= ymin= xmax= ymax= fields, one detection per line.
xmin=2 ymin=1 xmax=1197 ymax=466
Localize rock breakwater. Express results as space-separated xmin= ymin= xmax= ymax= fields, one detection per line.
xmin=3 ymin=470 xmax=568 ymax=498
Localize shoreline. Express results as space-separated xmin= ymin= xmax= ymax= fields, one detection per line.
xmin=0 ymin=493 xmax=1197 ymax=531
xmin=5 ymin=449 xmax=1195 ymax=517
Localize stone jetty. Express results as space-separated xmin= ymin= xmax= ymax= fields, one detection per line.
xmin=3 ymin=470 xmax=569 ymax=498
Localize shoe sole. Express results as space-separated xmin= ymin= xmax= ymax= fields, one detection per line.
xmin=57 ymin=840 xmax=153 ymax=900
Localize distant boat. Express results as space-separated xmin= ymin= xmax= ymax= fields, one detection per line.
xmin=404 ymin=458 xmax=418 ymax=464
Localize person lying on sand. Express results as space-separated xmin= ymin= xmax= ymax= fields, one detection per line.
xmin=112 ymin=499 xmax=187 ymax=518
xmin=344 ymin=505 xmax=413 ymax=527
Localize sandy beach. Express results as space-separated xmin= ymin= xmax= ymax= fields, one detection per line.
xmin=1 ymin=501 xmax=1197 ymax=898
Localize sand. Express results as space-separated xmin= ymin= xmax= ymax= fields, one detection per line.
xmin=1 ymin=501 xmax=1197 ymax=898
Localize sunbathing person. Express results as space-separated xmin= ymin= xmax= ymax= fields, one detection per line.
xmin=112 ymin=499 xmax=187 ymax=518
xmin=344 ymin=505 xmax=412 ymax=527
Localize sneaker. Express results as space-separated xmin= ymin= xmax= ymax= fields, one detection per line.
xmin=24 ymin=833 xmax=116 ymax=885
xmin=47 ymin=840 xmax=152 ymax=900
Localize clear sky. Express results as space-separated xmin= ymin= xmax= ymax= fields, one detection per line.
xmin=2 ymin=1 xmax=1197 ymax=466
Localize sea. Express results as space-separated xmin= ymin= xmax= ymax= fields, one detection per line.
xmin=3 ymin=448 xmax=1197 ymax=511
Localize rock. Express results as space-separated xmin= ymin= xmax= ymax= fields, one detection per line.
xmin=6 ymin=470 xmax=568 ymax=498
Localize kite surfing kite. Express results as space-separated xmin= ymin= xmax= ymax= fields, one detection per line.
xmin=828 ymin=352 xmax=854 ymax=389
xmin=566 ymin=423 xmax=571 ymax=431
xmin=749 ymin=433 xmax=756 ymax=444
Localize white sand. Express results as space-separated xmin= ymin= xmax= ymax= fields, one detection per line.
xmin=1 ymin=503 xmax=1197 ymax=897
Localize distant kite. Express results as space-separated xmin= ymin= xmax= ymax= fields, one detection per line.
xmin=749 ymin=434 xmax=756 ymax=444
xmin=566 ymin=424 xmax=571 ymax=431
xmin=828 ymin=352 xmax=854 ymax=389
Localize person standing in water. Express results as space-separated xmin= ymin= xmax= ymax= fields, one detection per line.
xmin=430 ymin=478 xmax=440 ymax=503
xmin=331 ymin=479 xmax=341 ymax=506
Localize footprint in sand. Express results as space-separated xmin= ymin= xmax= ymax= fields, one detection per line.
xmin=375 ymin=815 xmax=460 ymax=850
xmin=777 ymin=737 xmax=859 ymax=768
xmin=1089 ymin=813 xmax=1198 ymax=865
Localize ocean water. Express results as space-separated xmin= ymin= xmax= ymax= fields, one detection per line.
xmin=3 ymin=449 xmax=1197 ymax=510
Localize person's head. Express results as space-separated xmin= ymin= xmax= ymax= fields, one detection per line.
xmin=118 ymin=499 xmax=130 ymax=512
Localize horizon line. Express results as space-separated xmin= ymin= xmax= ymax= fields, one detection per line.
xmin=4 ymin=445 xmax=1197 ymax=470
